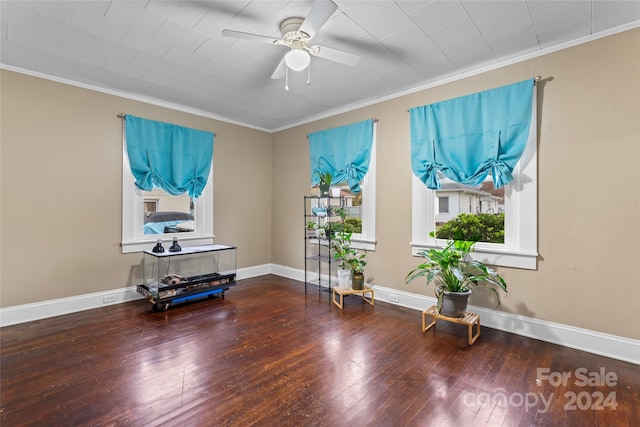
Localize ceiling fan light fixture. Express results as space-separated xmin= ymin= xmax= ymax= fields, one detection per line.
xmin=284 ymin=49 xmax=311 ymax=71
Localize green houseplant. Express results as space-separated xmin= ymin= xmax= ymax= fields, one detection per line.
xmin=330 ymin=232 xmax=367 ymax=290
xmin=405 ymin=233 xmax=507 ymax=317
xmin=317 ymin=171 xmax=332 ymax=196
xmin=306 ymin=220 xmax=318 ymax=238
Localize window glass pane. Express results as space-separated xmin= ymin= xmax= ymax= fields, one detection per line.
xmin=435 ymin=177 xmax=504 ymax=243
xmin=438 ymin=196 xmax=449 ymax=213
xmin=331 ymin=180 xmax=362 ymax=234
xmin=144 ymin=200 xmax=157 ymax=215
xmin=142 ymin=188 xmax=194 ymax=235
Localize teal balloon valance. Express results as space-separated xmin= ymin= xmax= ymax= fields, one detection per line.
xmin=309 ymin=119 xmax=374 ymax=194
xmin=125 ymin=115 xmax=214 ymax=198
xmin=410 ymin=79 xmax=535 ymax=189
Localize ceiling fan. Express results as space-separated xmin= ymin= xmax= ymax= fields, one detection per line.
xmin=221 ymin=0 xmax=360 ymax=86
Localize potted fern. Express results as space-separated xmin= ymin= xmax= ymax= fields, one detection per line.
xmin=405 ymin=233 xmax=507 ymax=318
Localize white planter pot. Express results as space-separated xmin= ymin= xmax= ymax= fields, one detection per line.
xmin=331 ymin=187 xmax=341 ymax=197
xmin=337 ymin=269 xmax=351 ymax=290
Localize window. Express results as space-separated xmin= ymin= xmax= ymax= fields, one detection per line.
xmin=410 ymin=80 xmax=537 ymax=269
xmin=311 ymin=135 xmax=377 ymax=251
xmin=121 ymin=145 xmax=214 ymax=254
xmin=309 ymin=120 xmax=377 ymax=251
xmin=411 ymin=134 xmax=537 ymax=269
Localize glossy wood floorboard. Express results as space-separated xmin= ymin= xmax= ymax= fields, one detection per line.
xmin=1 ymin=275 xmax=638 ymax=427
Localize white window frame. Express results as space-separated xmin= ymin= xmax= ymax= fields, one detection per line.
xmin=410 ymin=93 xmax=537 ymax=270
xmin=121 ymin=138 xmax=214 ymax=254
xmin=350 ymin=123 xmax=376 ymax=251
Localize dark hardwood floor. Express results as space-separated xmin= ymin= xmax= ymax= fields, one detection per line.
xmin=1 ymin=275 xmax=638 ymax=426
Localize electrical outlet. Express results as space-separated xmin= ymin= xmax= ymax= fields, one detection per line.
xmin=389 ymin=294 xmax=399 ymax=303
xmin=103 ymin=295 xmax=116 ymax=304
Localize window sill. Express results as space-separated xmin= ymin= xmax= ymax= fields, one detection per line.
xmin=410 ymin=241 xmax=537 ymax=270
xmin=351 ymin=238 xmax=376 ymax=251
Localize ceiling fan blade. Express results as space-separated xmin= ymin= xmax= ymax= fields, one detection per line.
xmin=221 ymin=29 xmax=279 ymax=45
xmin=271 ymin=56 xmax=287 ymax=80
xmin=299 ymin=0 xmax=338 ymax=39
xmin=310 ymin=45 xmax=360 ymax=67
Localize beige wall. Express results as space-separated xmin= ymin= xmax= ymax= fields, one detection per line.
xmin=0 ymin=70 xmax=272 ymax=307
xmin=1 ymin=29 xmax=638 ymax=340
xmin=272 ymin=29 xmax=640 ymax=340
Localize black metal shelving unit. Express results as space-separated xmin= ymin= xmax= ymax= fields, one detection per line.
xmin=304 ymin=195 xmax=345 ymax=298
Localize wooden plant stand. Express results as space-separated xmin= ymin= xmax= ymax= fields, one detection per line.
xmin=332 ymin=287 xmax=374 ymax=309
xmin=422 ymin=305 xmax=480 ymax=345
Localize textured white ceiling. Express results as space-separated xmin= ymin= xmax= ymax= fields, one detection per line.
xmin=2 ymin=0 xmax=639 ymax=131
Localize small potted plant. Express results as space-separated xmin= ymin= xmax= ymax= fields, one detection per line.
xmin=330 ymin=206 xmax=346 ymax=219
xmin=331 ymin=232 xmax=367 ymax=290
xmin=405 ymin=232 xmax=507 ymax=318
xmin=347 ymin=250 xmax=367 ymax=290
xmin=320 ymin=206 xmax=346 ymax=240
xmin=306 ymin=220 xmax=319 ymax=238
xmin=318 ymin=171 xmax=332 ymax=196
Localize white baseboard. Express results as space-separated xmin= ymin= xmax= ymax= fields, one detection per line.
xmin=273 ymin=265 xmax=640 ymax=365
xmin=237 ymin=263 xmax=272 ymax=280
xmin=270 ymin=264 xmax=305 ymax=282
xmin=0 ymin=264 xmax=271 ymax=327
xmin=2 ymin=264 xmax=638 ymax=365
xmin=0 ymin=286 xmax=144 ymax=327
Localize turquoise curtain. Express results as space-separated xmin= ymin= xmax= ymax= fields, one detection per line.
xmin=125 ymin=115 xmax=214 ymax=198
xmin=309 ymin=119 xmax=374 ymax=193
xmin=410 ymin=79 xmax=534 ymax=189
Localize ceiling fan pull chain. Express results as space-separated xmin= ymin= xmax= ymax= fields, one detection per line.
xmin=307 ymin=65 xmax=311 ymax=85
xmin=285 ymin=66 xmax=289 ymax=91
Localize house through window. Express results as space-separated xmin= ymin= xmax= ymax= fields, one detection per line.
xmin=434 ymin=177 xmax=505 ymax=244
xmin=327 ymin=181 xmax=363 ymax=233
xmin=412 ymin=156 xmax=536 ymax=269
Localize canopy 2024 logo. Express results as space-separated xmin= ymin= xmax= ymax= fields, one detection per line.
xmin=537 ymin=367 xmax=618 ymax=411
